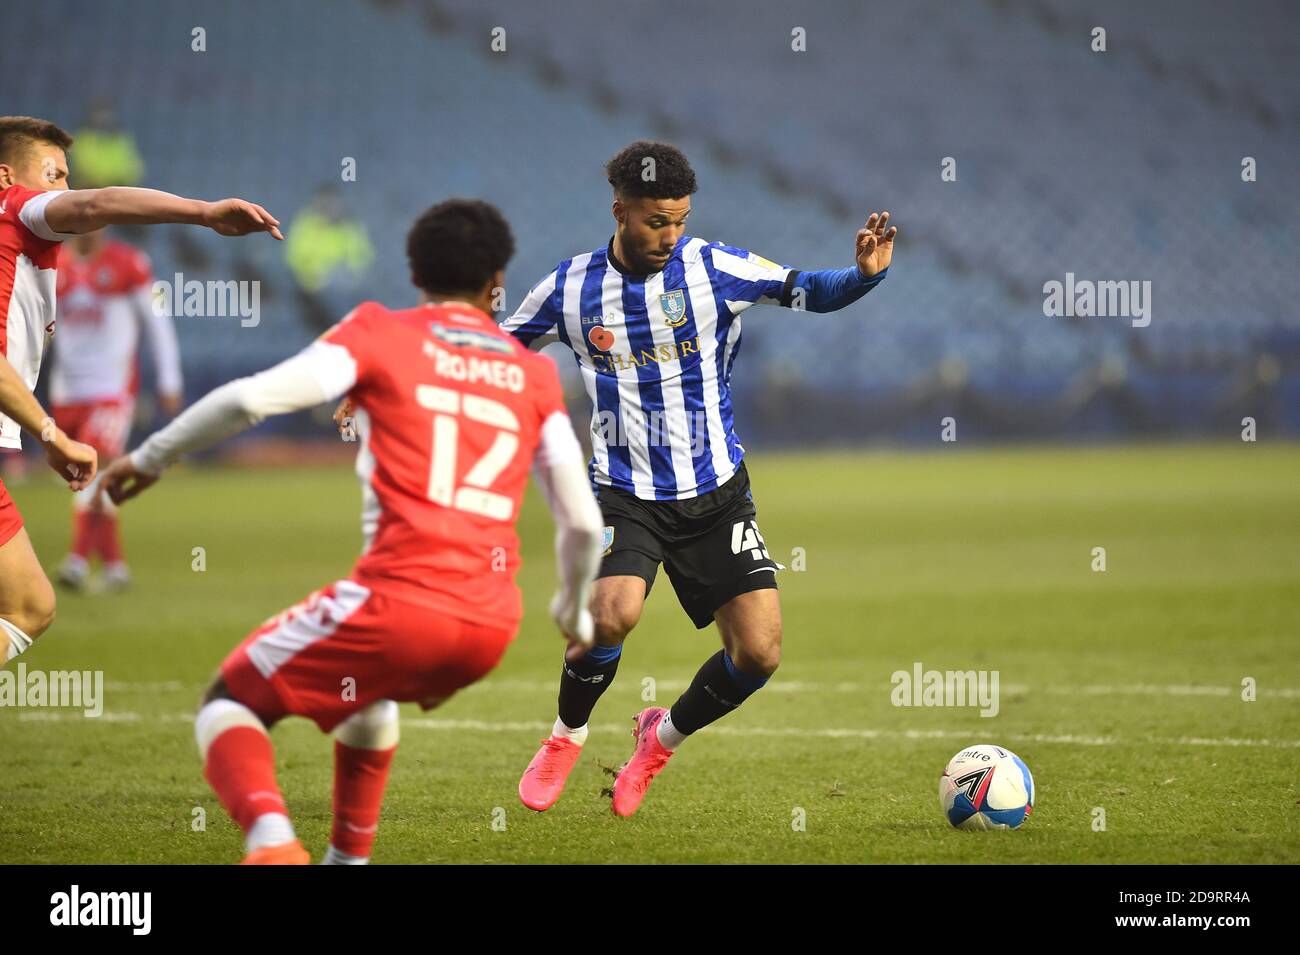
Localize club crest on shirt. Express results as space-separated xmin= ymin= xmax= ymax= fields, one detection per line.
xmin=601 ymin=525 xmax=615 ymax=555
xmin=660 ymin=289 xmax=687 ymax=327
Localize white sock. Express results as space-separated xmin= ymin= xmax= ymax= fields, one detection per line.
xmin=552 ymin=717 xmax=588 ymax=745
xmin=336 ymin=699 xmax=400 ymax=750
xmin=656 ymin=711 xmax=688 ymax=750
xmin=2 ymin=618 xmax=33 ymax=664
xmin=322 ymin=844 xmax=369 ymax=865
xmin=195 ymin=699 xmax=266 ymax=756
xmin=246 ymin=813 xmax=296 ymax=852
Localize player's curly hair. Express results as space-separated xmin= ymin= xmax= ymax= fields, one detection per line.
xmin=406 ymin=198 xmax=515 ymax=295
xmin=605 ymin=140 xmax=698 ymax=200
xmin=0 ymin=116 xmax=74 ymax=166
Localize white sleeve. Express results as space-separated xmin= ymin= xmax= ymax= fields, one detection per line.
xmin=134 ymin=287 xmax=184 ymax=396
xmin=499 ymin=270 xmax=561 ymax=350
xmin=130 ymin=340 xmax=357 ymax=475
xmin=18 ymin=190 xmax=80 ymax=242
xmin=531 ymin=411 xmax=603 ymax=636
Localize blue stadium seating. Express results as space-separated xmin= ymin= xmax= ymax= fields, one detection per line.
xmin=5 ymin=0 xmax=1296 ymax=442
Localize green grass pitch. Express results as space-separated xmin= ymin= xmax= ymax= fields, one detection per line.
xmin=2 ymin=442 xmax=1297 ymax=864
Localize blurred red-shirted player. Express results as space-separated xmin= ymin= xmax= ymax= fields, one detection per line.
xmin=100 ymin=199 xmax=603 ymax=865
xmin=1 ymin=114 xmax=281 ymax=668
xmin=52 ymin=228 xmax=183 ymax=592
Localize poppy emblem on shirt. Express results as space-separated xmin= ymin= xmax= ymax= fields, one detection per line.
xmin=660 ymin=289 xmax=687 ymax=327
xmin=588 ymin=325 xmax=615 ymax=351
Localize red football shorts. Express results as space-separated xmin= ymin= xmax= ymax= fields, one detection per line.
xmin=0 ymin=476 xmax=23 ymax=548
xmin=51 ymin=397 xmax=134 ymax=460
xmin=221 ymin=579 xmax=516 ymax=732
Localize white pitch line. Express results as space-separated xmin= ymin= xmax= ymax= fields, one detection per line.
xmin=401 ymin=719 xmax=1300 ymax=749
xmin=466 ymin=679 xmax=1300 ymax=699
xmin=74 ymin=679 xmax=1300 ymax=700
xmin=1050 ymin=684 xmax=1300 ymax=699
xmin=17 ymin=710 xmax=140 ymax=722
xmin=10 ymin=711 xmax=1296 ymax=748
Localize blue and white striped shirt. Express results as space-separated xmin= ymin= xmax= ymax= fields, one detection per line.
xmin=502 ymin=235 xmax=879 ymax=500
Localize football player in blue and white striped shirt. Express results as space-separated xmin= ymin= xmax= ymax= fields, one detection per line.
xmin=507 ymin=141 xmax=896 ymax=816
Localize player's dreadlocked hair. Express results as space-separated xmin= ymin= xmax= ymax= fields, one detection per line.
xmin=0 ymin=116 xmax=74 ymax=166
xmin=605 ymin=140 xmax=698 ymax=200
xmin=406 ymin=198 xmax=515 ymax=295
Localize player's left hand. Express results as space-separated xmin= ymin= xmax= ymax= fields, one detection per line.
xmin=855 ymin=211 xmax=897 ymax=278
xmin=43 ymin=431 xmax=98 ymax=491
xmin=201 ymin=198 xmax=284 ymax=240
xmin=98 ymin=455 xmax=160 ymax=506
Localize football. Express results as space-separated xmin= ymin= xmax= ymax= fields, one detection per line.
xmin=939 ymin=744 xmax=1035 ymax=830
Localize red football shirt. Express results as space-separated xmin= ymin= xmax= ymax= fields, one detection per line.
xmin=322 ymin=300 xmax=567 ymax=629
xmin=54 ymin=240 xmax=170 ymax=403
xmin=1 ymin=184 xmax=68 ymax=448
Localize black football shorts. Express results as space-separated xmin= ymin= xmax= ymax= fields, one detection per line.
xmin=594 ymin=461 xmax=780 ymax=629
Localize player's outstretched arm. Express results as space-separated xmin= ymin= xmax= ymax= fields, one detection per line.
xmin=42 ymin=187 xmax=283 ymax=239
xmin=786 ymin=210 xmax=898 ymax=313
xmin=531 ymin=412 xmax=603 ymax=657
xmin=0 ymin=354 xmax=97 ymax=489
xmin=99 ymin=341 xmax=357 ymax=505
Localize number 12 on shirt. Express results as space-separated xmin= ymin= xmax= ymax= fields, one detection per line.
xmin=416 ymin=384 xmax=520 ymax=521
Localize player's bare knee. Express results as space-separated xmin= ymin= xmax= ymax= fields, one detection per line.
xmin=745 ymin=643 xmax=781 ymax=679
xmin=735 ymin=629 xmax=781 ymax=678
xmin=31 ymin=608 xmax=55 ymax=639
xmin=16 ymin=587 xmax=57 ymax=639
xmin=591 ymin=602 xmax=639 ymax=645
xmin=766 ymin=631 xmax=784 ymax=674
xmin=766 ymin=621 xmax=784 ymax=672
